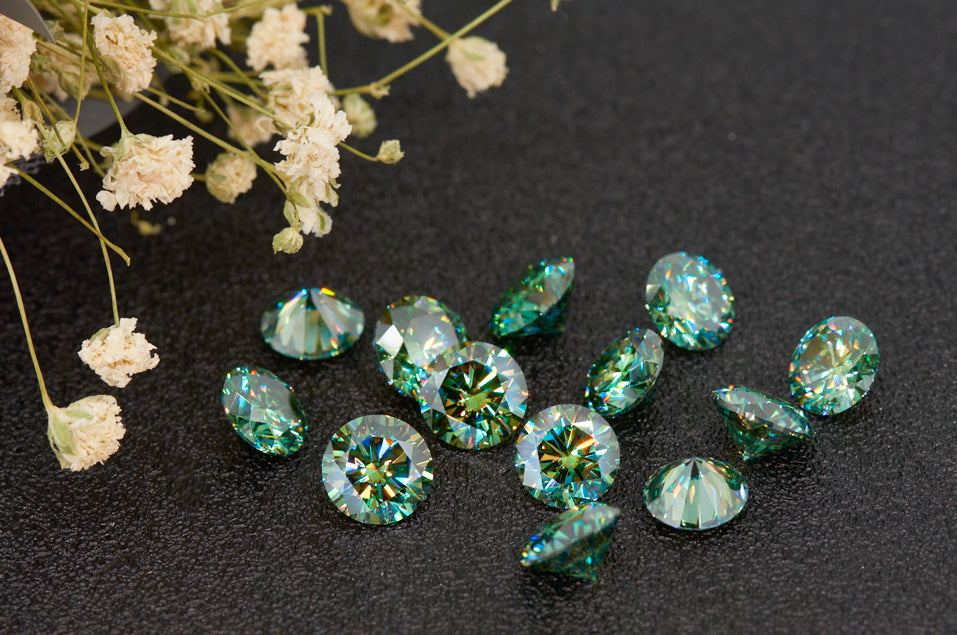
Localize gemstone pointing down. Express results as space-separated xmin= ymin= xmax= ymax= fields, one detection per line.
xmin=260 ymin=287 xmax=364 ymax=360
xmin=520 ymin=503 xmax=621 ymax=581
xmin=713 ymin=385 xmax=814 ymax=460
xmin=643 ymin=457 xmax=748 ymax=530
xmin=221 ymin=366 xmax=307 ymax=456
xmin=490 ymin=258 xmax=575 ymax=338
xmin=584 ymin=328 xmax=664 ymax=418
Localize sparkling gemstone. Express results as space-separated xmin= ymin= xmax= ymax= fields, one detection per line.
xmin=374 ymin=296 xmax=468 ymax=398
xmin=260 ymin=287 xmax=364 ymax=360
xmin=645 ymin=252 xmax=735 ymax=350
xmin=489 ymin=258 xmax=575 ymax=338
xmin=221 ymin=366 xmax=307 ymax=456
xmin=321 ymin=415 xmax=434 ymax=525
xmin=643 ymin=457 xmax=748 ymax=530
xmin=515 ymin=404 xmax=620 ymax=509
xmin=713 ymin=385 xmax=815 ymax=460
xmin=789 ymin=316 xmax=879 ymax=416
xmin=418 ymin=341 xmax=528 ymax=450
xmin=520 ymin=503 xmax=621 ymax=581
xmin=584 ymin=328 xmax=664 ymax=418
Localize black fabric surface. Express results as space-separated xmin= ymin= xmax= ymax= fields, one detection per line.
xmin=2 ymin=1 xmax=956 ymax=632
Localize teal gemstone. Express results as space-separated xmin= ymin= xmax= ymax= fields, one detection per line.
xmin=789 ymin=316 xmax=879 ymax=416
xmin=643 ymin=457 xmax=748 ymax=530
xmin=520 ymin=503 xmax=621 ymax=581
xmin=645 ymin=252 xmax=735 ymax=350
xmin=321 ymin=415 xmax=434 ymax=525
xmin=713 ymin=386 xmax=815 ymax=460
xmin=221 ymin=366 xmax=307 ymax=456
xmin=584 ymin=328 xmax=664 ymax=418
xmin=260 ymin=287 xmax=364 ymax=360
xmin=490 ymin=258 xmax=574 ymax=338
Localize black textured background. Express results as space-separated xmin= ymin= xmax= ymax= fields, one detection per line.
xmin=2 ymin=0 xmax=956 ymax=632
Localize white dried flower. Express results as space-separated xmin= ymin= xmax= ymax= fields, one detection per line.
xmin=446 ymin=36 xmax=508 ymax=98
xmin=272 ymin=226 xmax=303 ymax=254
xmin=46 ymin=395 xmax=125 ymax=471
xmin=78 ymin=317 xmax=160 ymax=388
xmin=150 ymin=0 xmax=231 ymax=51
xmin=97 ymin=133 xmax=195 ymax=211
xmin=376 ymin=139 xmax=403 ymax=164
xmin=205 ymin=151 xmax=257 ymax=203
xmin=342 ymin=0 xmax=421 ymax=43
xmin=262 ymin=67 xmax=335 ymax=130
xmin=92 ymin=13 xmax=158 ymax=94
xmin=0 ymin=96 xmax=39 ymax=163
xmin=285 ymin=198 xmax=332 ymax=237
xmin=29 ymin=33 xmax=96 ymax=101
xmin=342 ymin=94 xmax=376 ymax=138
xmin=0 ymin=15 xmax=37 ymax=95
xmin=246 ymin=3 xmax=309 ymax=71
xmin=226 ymin=104 xmax=274 ymax=146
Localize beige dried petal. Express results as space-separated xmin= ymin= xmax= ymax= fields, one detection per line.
xmin=98 ymin=133 xmax=194 ymax=211
xmin=92 ymin=13 xmax=158 ymax=94
xmin=447 ymin=36 xmax=508 ymax=98
xmin=246 ymin=4 xmax=309 ymax=71
xmin=342 ymin=0 xmax=420 ymax=43
xmin=47 ymin=395 xmax=125 ymax=471
xmin=205 ymin=152 xmax=257 ymax=203
xmin=0 ymin=15 xmax=37 ymax=94
xmin=78 ymin=317 xmax=160 ymax=388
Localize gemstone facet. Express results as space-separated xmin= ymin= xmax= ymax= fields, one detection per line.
xmin=490 ymin=258 xmax=575 ymax=338
xmin=515 ymin=404 xmax=620 ymax=508
xmin=321 ymin=415 xmax=434 ymax=525
xmin=584 ymin=328 xmax=664 ymax=418
xmin=374 ymin=296 xmax=468 ymax=398
xmin=520 ymin=503 xmax=621 ymax=581
xmin=789 ymin=316 xmax=879 ymax=416
xmin=221 ymin=366 xmax=307 ymax=456
xmin=713 ymin=385 xmax=815 ymax=460
xmin=418 ymin=341 xmax=528 ymax=450
xmin=643 ymin=457 xmax=748 ymax=530
xmin=645 ymin=252 xmax=735 ymax=350
xmin=260 ymin=287 xmax=364 ymax=360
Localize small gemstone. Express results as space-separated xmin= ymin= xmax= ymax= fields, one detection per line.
xmin=515 ymin=404 xmax=620 ymax=509
xmin=260 ymin=287 xmax=364 ymax=360
xmin=643 ymin=457 xmax=748 ymax=530
xmin=221 ymin=366 xmax=307 ymax=456
xmin=520 ymin=503 xmax=621 ymax=581
xmin=490 ymin=258 xmax=575 ymax=338
xmin=789 ymin=316 xmax=879 ymax=416
xmin=419 ymin=342 xmax=528 ymax=450
xmin=713 ymin=386 xmax=815 ymax=460
xmin=645 ymin=252 xmax=735 ymax=350
xmin=374 ymin=296 xmax=468 ymax=398
xmin=321 ymin=415 xmax=434 ymax=525
xmin=584 ymin=328 xmax=664 ymax=418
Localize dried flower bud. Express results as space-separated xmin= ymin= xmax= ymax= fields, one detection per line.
xmin=272 ymin=226 xmax=303 ymax=254
xmin=342 ymin=0 xmax=421 ymax=43
xmin=376 ymin=139 xmax=404 ymax=164
xmin=342 ymin=94 xmax=377 ymax=138
xmin=46 ymin=395 xmax=125 ymax=471
xmin=78 ymin=317 xmax=160 ymax=388
xmin=205 ymin=152 xmax=257 ymax=203
xmin=40 ymin=120 xmax=76 ymax=162
xmin=446 ymin=36 xmax=508 ymax=98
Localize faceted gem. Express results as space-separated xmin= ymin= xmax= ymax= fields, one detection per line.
xmin=321 ymin=415 xmax=434 ymax=525
xmin=260 ymin=287 xmax=364 ymax=360
xmin=713 ymin=386 xmax=815 ymax=461
xmin=221 ymin=366 xmax=307 ymax=456
xmin=374 ymin=296 xmax=468 ymax=398
xmin=643 ymin=457 xmax=748 ymax=530
xmin=515 ymin=404 xmax=620 ymax=509
xmin=419 ymin=341 xmax=528 ymax=450
xmin=645 ymin=252 xmax=735 ymax=350
xmin=789 ymin=316 xmax=879 ymax=416
xmin=520 ymin=503 xmax=621 ymax=581
xmin=490 ymin=258 xmax=575 ymax=338
xmin=584 ymin=328 xmax=664 ymax=418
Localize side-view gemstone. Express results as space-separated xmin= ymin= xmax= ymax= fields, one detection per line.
xmin=520 ymin=503 xmax=621 ymax=581
xmin=490 ymin=257 xmax=575 ymax=338
xmin=260 ymin=287 xmax=364 ymax=360
xmin=221 ymin=366 xmax=307 ymax=456
xmin=643 ymin=457 xmax=748 ymax=530
xmin=584 ymin=328 xmax=664 ymax=418
xmin=713 ymin=385 xmax=815 ymax=460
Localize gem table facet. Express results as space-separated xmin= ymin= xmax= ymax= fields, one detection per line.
xmin=260 ymin=287 xmax=364 ymax=360
xmin=584 ymin=328 xmax=664 ymax=418
xmin=713 ymin=386 xmax=815 ymax=461
xmin=520 ymin=503 xmax=621 ymax=581
xmin=221 ymin=366 xmax=307 ymax=456
xmin=643 ymin=457 xmax=748 ymax=530
xmin=490 ymin=258 xmax=575 ymax=338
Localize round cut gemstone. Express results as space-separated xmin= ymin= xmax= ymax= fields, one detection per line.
xmin=584 ymin=328 xmax=664 ymax=418
xmin=713 ymin=386 xmax=815 ymax=460
xmin=515 ymin=404 xmax=620 ymax=508
xmin=418 ymin=341 xmax=528 ymax=450
xmin=221 ymin=366 xmax=307 ymax=456
xmin=789 ymin=316 xmax=879 ymax=416
xmin=260 ymin=287 xmax=364 ymax=360
xmin=490 ymin=258 xmax=575 ymax=338
xmin=520 ymin=503 xmax=621 ymax=581
xmin=373 ymin=296 xmax=468 ymax=398
xmin=645 ymin=252 xmax=735 ymax=350
xmin=321 ymin=415 xmax=434 ymax=525
xmin=643 ymin=457 xmax=748 ymax=530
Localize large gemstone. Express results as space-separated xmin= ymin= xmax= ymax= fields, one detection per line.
xmin=373 ymin=296 xmax=468 ymax=398
xmin=584 ymin=328 xmax=664 ymax=418
xmin=260 ymin=287 xmax=364 ymax=360
xmin=490 ymin=258 xmax=575 ymax=338
xmin=713 ymin=385 xmax=815 ymax=460
xmin=221 ymin=366 xmax=307 ymax=456
xmin=418 ymin=341 xmax=528 ymax=450
xmin=515 ymin=404 xmax=620 ymax=508
xmin=520 ymin=503 xmax=621 ymax=581
xmin=643 ymin=457 xmax=748 ymax=530
xmin=789 ymin=316 xmax=879 ymax=416
xmin=645 ymin=252 xmax=735 ymax=350
xmin=321 ymin=415 xmax=434 ymax=525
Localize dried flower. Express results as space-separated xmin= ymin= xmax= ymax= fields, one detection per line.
xmin=97 ymin=132 xmax=195 ymax=211
xmin=39 ymin=120 xmax=77 ymax=162
xmin=246 ymin=3 xmax=309 ymax=71
xmin=0 ymin=15 xmax=37 ymax=95
xmin=262 ymin=66 xmax=336 ymax=130
xmin=376 ymin=139 xmax=403 ymax=164
xmin=92 ymin=13 xmax=158 ymax=94
xmin=46 ymin=395 xmax=125 ymax=471
xmin=227 ymin=104 xmax=274 ymax=146
xmin=29 ymin=33 xmax=96 ymax=101
xmin=272 ymin=225 xmax=303 ymax=254
xmin=150 ymin=0 xmax=231 ymax=51
xmin=342 ymin=0 xmax=421 ymax=43
xmin=205 ymin=151 xmax=257 ymax=203
xmin=446 ymin=36 xmax=508 ymax=98
xmin=1 ymin=96 xmax=39 ymax=159
xmin=342 ymin=94 xmax=376 ymax=138
xmin=78 ymin=317 xmax=160 ymax=387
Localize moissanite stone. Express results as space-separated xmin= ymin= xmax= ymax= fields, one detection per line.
xmin=713 ymin=386 xmax=815 ymax=461
xmin=490 ymin=258 xmax=575 ymax=338
xmin=520 ymin=503 xmax=621 ymax=581
xmin=374 ymin=296 xmax=468 ymax=398
xmin=321 ymin=415 xmax=434 ymax=525
xmin=645 ymin=252 xmax=735 ymax=350
xmin=789 ymin=316 xmax=879 ymax=416
xmin=418 ymin=341 xmax=528 ymax=450
xmin=221 ymin=366 xmax=307 ymax=456
xmin=260 ymin=287 xmax=364 ymax=360
xmin=643 ymin=457 xmax=748 ymax=530
xmin=584 ymin=328 xmax=664 ymax=418
xmin=515 ymin=404 xmax=620 ymax=508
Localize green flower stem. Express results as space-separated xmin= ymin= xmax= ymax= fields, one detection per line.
xmin=339 ymin=142 xmax=379 ymax=162
xmin=85 ymin=0 xmax=275 ymax=18
xmin=86 ymin=38 xmax=130 ymax=137
xmin=407 ymin=8 xmax=451 ymax=40
xmin=145 ymin=85 xmax=209 ymax=114
xmin=208 ymin=49 xmax=266 ymax=98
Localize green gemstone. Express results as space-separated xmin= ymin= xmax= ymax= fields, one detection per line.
xmin=520 ymin=503 xmax=621 ymax=581
xmin=260 ymin=287 xmax=364 ymax=360
xmin=373 ymin=296 xmax=468 ymax=398
xmin=221 ymin=366 xmax=307 ymax=456
xmin=645 ymin=252 xmax=735 ymax=350
xmin=643 ymin=457 xmax=748 ymax=530
xmin=789 ymin=316 xmax=879 ymax=416
xmin=584 ymin=328 xmax=664 ymax=418
xmin=713 ymin=386 xmax=815 ymax=460
xmin=490 ymin=258 xmax=575 ymax=338
xmin=321 ymin=415 xmax=434 ymax=525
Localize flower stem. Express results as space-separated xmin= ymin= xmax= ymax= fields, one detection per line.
xmin=408 ymin=8 xmax=451 ymax=40
xmin=339 ymin=141 xmax=379 ymax=162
